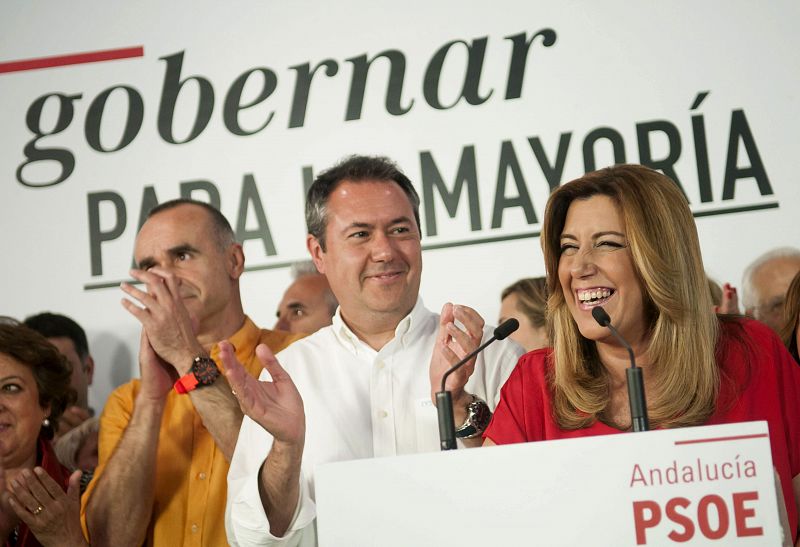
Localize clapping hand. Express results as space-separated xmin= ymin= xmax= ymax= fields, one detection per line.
xmin=137 ymin=328 xmax=178 ymax=403
xmin=221 ymin=342 xmax=305 ymax=447
xmin=121 ymin=268 xmax=203 ymax=374
xmin=429 ymin=303 xmax=485 ymax=404
xmin=4 ymin=468 xmax=87 ymax=547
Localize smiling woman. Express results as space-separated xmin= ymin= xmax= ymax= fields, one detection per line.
xmin=543 ymin=166 xmax=719 ymax=431
xmin=483 ymin=164 xmax=800 ymax=545
xmin=0 ymin=323 xmax=86 ymax=546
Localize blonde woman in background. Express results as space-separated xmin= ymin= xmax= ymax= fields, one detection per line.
xmin=499 ymin=277 xmax=549 ymax=352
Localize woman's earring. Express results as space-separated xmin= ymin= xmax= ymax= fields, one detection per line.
xmin=42 ymin=417 xmax=50 ymax=427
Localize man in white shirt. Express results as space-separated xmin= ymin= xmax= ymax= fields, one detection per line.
xmin=223 ymin=155 xmax=523 ymax=546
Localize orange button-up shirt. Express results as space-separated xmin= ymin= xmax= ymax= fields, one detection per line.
xmin=81 ymin=317 xmax=301 ymax=546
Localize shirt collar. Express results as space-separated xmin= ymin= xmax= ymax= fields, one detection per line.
xmin=209 ymin=316 xmax=260 ymax=372
xmin=331 ymin=297 xmax=427 ymax=354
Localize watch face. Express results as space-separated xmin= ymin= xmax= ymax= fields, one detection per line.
xmin=193 ymin=357 xmax=220 ymax=385
xmin=472 ymin=401 xmax=492 ymax=430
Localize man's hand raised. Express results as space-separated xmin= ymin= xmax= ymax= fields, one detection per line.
xmin=221 ymin=342 xmax=305 ymax=448
xmin=223 ymin=342 xmax=306 ymax=538
xmin=137 ymin=329 xmax=177 ymax=404
xmin=121 ymin=268 xmax=203 ymax=374
xmin=429 ymin=303 xmax=485 ymax=405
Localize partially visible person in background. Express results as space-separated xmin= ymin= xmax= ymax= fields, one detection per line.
xmin=708 ymin=277 xmax=722 ymax=307
xmin=0 ymin=321 xmax=86 ymax=547
xmin=742 ymin=247 xmax=800 ymax=332
xmin=707 ymin=277 xmax=740 ymax=315
xmin=54 ymin=417 xmax=99 ymax=494
xmin=499 ymin=277 xmax=549 ymax=352
xmin=23 ymin=313 xmax=95 ymax=436
xmin=780 ymin=270 xmax=800 ymax=363
xmin=274 ymin=261 xmax=337 ymax=334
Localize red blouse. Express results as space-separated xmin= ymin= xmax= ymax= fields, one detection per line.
xmin=485 ymin=319 xmax=800 ymax=540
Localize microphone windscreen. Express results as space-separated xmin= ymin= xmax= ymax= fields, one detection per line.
xmin=494 ymin=318 xmax=519 ymax=340
xmin=591 ymin=306 xmax=611 ymax=327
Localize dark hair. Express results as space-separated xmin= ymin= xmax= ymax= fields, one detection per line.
xmin=0 ymin=324 xmax=76 ymax=440
xmin=24 ymin=312 xmax=89 ymax=361
xmin=147 ymin=198 xmax=236 ymax=249
xmin=305 ymin=155 xmax=421 ymax=250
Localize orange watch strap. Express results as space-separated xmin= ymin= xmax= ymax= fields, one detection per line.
xmin=174 ymin=372 xmax=199 ymax=394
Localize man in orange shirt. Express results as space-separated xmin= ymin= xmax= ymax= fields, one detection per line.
xmin=81 ymin=199 xmax=301 ymax=546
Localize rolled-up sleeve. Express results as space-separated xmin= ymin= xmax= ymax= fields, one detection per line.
xmin=226 ymin=413 xmax=318 ymax=547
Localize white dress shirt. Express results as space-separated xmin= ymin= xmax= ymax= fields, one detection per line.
xmin=226 ymin=299 xmax=523 ymax=546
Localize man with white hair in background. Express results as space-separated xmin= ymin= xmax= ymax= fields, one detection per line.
xmin=742 ymin=246 xmax=800 ymax=332
xmin=274 ymin=261 xmax=337 ymax=334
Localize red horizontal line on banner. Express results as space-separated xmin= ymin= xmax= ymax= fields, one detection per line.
xmin=0 ymin=46 xmax=144 ymax=74
xmin=675 ymin=433 xmax=768 ymax=446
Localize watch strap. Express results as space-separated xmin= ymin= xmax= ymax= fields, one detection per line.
xmin=173 ymin=356 xmax=220 ymax=394
xmin=174 ymin=371 xmax=200 ymax=394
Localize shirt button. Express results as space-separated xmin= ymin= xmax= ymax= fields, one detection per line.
xmin=197 ymin=472 xmax=207 ymax=480
xmin=379 ymin=410 xmax=389 ymax=418
xmin=191 ymin=524 xmax=199 ymax=534
xmin=376 ymin=361 xmax=385 ymax=370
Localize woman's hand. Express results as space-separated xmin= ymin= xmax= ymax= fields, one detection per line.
xmin=4 ymin=467 xmax=87 ymax=547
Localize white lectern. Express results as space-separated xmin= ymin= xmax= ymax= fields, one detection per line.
xmin=315 ymin=421 xmax=786 ymax=546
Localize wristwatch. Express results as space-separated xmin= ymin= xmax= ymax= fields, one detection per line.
xmin=455 ymin=394 xmax=492 ymax=438
xmin=174 ymin=356 xmax=220 ymax=394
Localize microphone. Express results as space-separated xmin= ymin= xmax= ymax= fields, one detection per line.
xmin=436 ymin=318 xmax=519 ymax=450
xmin=591 ymin=307 xmax=649 ymax=432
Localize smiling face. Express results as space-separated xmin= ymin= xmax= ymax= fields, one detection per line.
xmin=134 ymin=204 xmax=243 ymax=337
xmin=308 ymin=180 xmax=422 ymax=329
xmin=0 ymin=353 xmax=50 ymax=469
xmin=557 ymin=195 xmax=648 ymax=347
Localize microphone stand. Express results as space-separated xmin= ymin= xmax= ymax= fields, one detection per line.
xmin=591 ymin=307 xmax=649 ymax=432
xmin=436 ymin=337 xmax=494 ymax=451
xmin=436 ymin=318 xmax=519 ymax=450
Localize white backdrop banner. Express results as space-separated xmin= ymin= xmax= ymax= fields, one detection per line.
xmin=1 ymin=1 xmax=797 ymax=409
